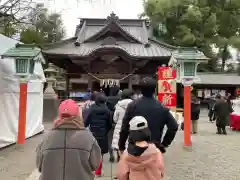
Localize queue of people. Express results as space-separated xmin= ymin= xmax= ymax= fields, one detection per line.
xmin=36 ymin=77 xmax=179 ymax=180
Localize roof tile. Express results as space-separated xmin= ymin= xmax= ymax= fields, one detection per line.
xmin=196 ymin=73 xmax=240 ymax=85
xmin=2 ymin=47 xmax=41 ymax=58
xmin=43 ymin=40 xmax=171 ymax=57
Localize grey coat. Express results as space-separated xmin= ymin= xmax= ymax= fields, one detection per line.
xmin=36 ymin=123 xmax=102 ymax=180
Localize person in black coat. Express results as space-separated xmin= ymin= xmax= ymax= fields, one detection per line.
xmin=191 ymin=96 xmax=201 ymax=134
xmin=118 ymin=77 xmax=178 ymax=154
xmin=85 ymin=94 xmax=112 ymax=154
xmin=106 ymin=85 xmax=121 ymax=162
xmin=214 ymin=95 xmax=231 ymax=135
xmin=82 ymin=92 xmax=97 ymax=122
xmin=208 ymin=97 xmax=216 ymax=122
xmin=85 ymin=93 xmax=112 ymax=176
xmin=107 ymin=85 xmax=120 ymax=112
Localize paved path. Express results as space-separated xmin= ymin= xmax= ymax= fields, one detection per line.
xmin=0 ymin=112 xmax=240 ymax=180
xmin=0 ymin=123 xmax=52 ymax=180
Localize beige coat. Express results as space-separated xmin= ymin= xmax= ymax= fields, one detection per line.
xmin=36 ymin=122 xmax=102 ymax=180
xmin=117 ymin=144 xmax=164 ymax=180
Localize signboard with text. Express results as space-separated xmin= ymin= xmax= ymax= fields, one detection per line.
xmin=158 ymin=67 xmax=177 ymax=108
xmin=100 ymin=79 xmax=120 ymax=87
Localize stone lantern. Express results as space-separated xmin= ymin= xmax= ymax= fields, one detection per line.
xmin=55 ymin=68 xmax=67 ymax=99
xmin=43 ymin=63 xmax=60 ymax=122
xmin=1 ymin=45 xmax=43 ymax=79
xmin=55 ymin=68 xmax=66 ymax=90
xmin=170 ymin=47 xmax=209 ymax=85
xmin=44 ymin=63 xmax=57 ymax=99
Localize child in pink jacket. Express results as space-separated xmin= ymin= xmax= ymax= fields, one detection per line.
xmin=117 ymin=116 xmax=164 ymax=180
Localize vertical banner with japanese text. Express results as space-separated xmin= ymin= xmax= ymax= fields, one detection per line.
xmin=158 ymin=67 xmax=177 ymax=108
xmin=236 ymin=88 xmax=240 ymax=95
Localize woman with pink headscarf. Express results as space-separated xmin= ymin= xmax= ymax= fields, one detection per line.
xmin=36 ymin=99 xmax=102 ymax=180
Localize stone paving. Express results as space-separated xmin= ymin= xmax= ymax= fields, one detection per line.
xmin=0 ymin=123 xmax=52 ymax=180
xmin=0 ymin=111 xmax=240 ymax=180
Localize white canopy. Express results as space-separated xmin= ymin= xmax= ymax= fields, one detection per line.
xmin=0 ymin=34 xmax=46 ymax=148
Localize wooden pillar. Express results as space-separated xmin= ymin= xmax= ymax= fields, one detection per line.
xmin=128 ymin=75 xmax=133 ymax=90
xmin=128 ymin=61 xmax=133 ymax=90
xmin=65 ymin=74 xmax=69 ymax=99
xmin=88 ymin=75 xmax=92 ymax=89
xmin=88 ymin=60 xmax=93 ymax=90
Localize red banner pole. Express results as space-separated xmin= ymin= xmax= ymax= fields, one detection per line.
xmin=183 ymin=85 xmax=192 ymax=146
xmin=17 ymin=82 xmax=28 ymax=144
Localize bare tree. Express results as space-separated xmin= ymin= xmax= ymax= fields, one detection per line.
xmin=0 ymin=0 xmax=35 ymax=24
xmin=0 ymin=0 xmax=110 ymax=37
xmin=0 ymin=0 xmax=36 ymax=37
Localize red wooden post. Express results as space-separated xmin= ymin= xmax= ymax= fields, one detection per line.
xmin=17 ymin=82 xmax=28 ymax=144
xmin=183 ymin=85 xmax=192 ymax=146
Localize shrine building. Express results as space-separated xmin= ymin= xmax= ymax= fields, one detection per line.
xmin=40 ymin=12 xmax=240 ymax=100
xmin=41 ymin=12 xmax=178 ymax=94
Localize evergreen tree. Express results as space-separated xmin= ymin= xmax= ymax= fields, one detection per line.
xmin=143 ymin=0 xmax=240 ymax=72
xmin=20 ymin=3 xmax=65 ymax=44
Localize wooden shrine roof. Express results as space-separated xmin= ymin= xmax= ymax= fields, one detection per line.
xmin=42 ymin=39 xmax=173 ymax=58
xmin=196 ymin=73 xmax=240 ymax=85
xmin=42 ymin=12 xmax=176 ymax=58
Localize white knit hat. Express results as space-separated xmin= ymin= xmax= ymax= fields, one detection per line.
xmin=129 ymin=116 xmax=148 ymax=131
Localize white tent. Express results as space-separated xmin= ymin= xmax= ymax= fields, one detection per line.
xmin=0 ymin=34 xmax=46 ymax=148
xmin=232 ymin=98 xmax=240 ymax=115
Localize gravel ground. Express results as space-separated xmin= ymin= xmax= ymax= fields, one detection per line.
xmin=0 ymin=111 xmax=240 ymax=180
xmin=164 ymin=112 xmax=240 ymax=180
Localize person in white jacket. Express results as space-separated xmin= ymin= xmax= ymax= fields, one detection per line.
xmin=112 ymin=89 xmax=133 ymax=161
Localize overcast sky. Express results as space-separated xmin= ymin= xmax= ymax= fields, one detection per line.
xmin=35 ymin=0 xmax=144 ymax=37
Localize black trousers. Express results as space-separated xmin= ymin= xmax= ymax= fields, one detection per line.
xmin=209 ymin=110 xmax=216 ymax=121
xmin=108 ymin=129 xmax=114 ymax=158
xmin=216 ymin=125 xmax=227 ymax=134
